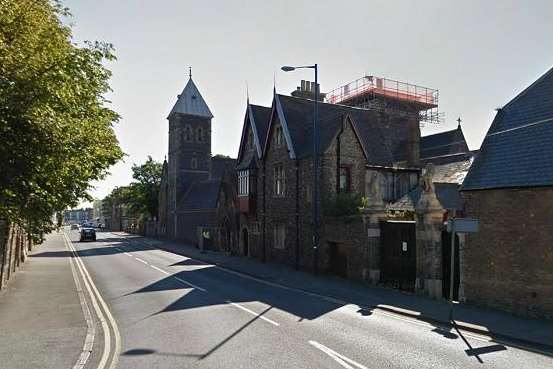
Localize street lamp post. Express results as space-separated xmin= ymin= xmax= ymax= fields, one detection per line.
xmin=281 ymin=64 xmax=320 ymax=275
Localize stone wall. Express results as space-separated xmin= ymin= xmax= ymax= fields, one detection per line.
xmin=320 ymin=216 xmax=368 ymax=281
xmin=462 ymin=187 xmax=553 ymax=319
xmin=263 ymin=118 xmax=300 ymax=267
xmin=0 ymin=220 xmax=32 ymax=290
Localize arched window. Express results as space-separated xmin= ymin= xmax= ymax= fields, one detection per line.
xmin=191 ymin=158 xmax=198 ymax=169
xmin=196 ymin=127 xmax=204 ymax=142
xmin=183 ymin=125 xmax=193 ymax=142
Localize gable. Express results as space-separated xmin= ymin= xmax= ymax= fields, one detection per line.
xmin=324 ymin=115 xmax=367 ymax=160
xmin=462 ymin=66 xmax=553 ymax=190
xmin=420 ymin=127 xmax=469 ymax=159
xmin=262 ymin=96 xmax=296 ymax=159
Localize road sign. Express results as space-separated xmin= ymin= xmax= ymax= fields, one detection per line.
xmin=447 ymin=218 xmax=479 ymax=233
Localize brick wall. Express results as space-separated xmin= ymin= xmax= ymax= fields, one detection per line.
xmin=462 ymin=187 xmax=553 ymax=319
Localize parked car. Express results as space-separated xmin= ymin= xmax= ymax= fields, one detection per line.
xmin=70 ymin=224 xmax=80 ymax=230
xmin=80 ymin=227 xmax=96 ymax=242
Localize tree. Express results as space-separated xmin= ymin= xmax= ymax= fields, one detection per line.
xmin=102 ymin=157 xmax=163 ymax=224
xmin=129 ymin=156 xmax=163 ymax=219
xmin=0 ymin=0 xmax=123 ymax=237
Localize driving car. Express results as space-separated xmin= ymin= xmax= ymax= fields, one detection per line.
xmin=79 ymin=227 xmax=96 ymax=242
xmin=70 ymin=224 xmax=80 ymax=230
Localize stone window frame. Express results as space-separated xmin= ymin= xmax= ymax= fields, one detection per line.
xmin=191 ymin=157 xmax=198 ymax=169
xmin=183 ymin=125 xmax=193 ymax=143
xmin=273 ymin=223 xmax=286 ymax=250
xmin=196 ymin=126 xmax=204 ymax=142
xmin=238 ymin=170 xmax=249 ymax=196
xmin=274 ymin=125 xmax=284 ymax=147
xmin=339 ymin=165 xmax=352 ymax=193
xmin=273 ymin=164 xmax=286 ymax=197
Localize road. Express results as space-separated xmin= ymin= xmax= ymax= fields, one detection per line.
xmin=64 ymin=230 xmax=552 ymax=369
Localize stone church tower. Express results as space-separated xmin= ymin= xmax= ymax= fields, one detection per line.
xmin=166 ymin=73 xmax=213 ymax=238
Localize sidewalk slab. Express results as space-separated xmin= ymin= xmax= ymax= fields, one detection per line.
xmin=115 ymin=232 xmax=553 ymax=354
xmin=0 ymin=232 xmax=87 ymax=369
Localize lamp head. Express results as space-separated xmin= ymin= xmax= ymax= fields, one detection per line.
xmin=281 ymin=66 xmax=296 ymax=72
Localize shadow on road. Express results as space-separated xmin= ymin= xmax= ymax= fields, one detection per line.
xmin=122 ymin=306 xmax=275 ymax=361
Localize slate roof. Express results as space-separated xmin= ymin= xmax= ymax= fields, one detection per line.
xmin=168 ymin=78 xmax=213 ymax=119
xmin=420 ymin=126 xmax=469 ymax=160
xmin=272 ymin=94 xmax=412 ymax=165
xmin=462 ymin=66 xmax=553 ymax=190
xmin=389 ymin=154 xmax=474 ymax=211
xmin=250 ymin=104 xmax=271 ymax=152
xmin=211 ymin=156 xmax=236 ymax=179
xmin=432 ymin=156 xmax=474 ymax=184
xmin=388 ymin=183 xmax=463 ymax=211
xmin=178 ymin=179 xmax=221 ymax=210
xmin=237 ymin=103 xmax=272 ymax=163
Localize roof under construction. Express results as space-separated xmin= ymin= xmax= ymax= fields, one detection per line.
xmin=325 ymin=76 xmax=441 ymax=124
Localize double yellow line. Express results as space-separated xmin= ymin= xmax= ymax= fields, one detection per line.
xmin=63 ymin=231 xmax=121 ymax=369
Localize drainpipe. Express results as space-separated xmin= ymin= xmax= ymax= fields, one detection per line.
xmin=335 ymin=119 xmax=345 ymax=194
xmin=262 ymin=161 xmax=266 ymax=263
xmin=295 ymin=160 xmax=300 ymax=270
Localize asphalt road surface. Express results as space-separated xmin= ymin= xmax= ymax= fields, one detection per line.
xmin=65 ymin=230 xmax=552 ymax=369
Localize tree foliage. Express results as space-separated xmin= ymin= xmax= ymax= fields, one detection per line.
xmin=102 ymin=157 xmax=163 ymax=221
xmin=129 ymin=156 xmax=163 ymax=219
xmin=0 ymin=0 xmax=123 ymax=235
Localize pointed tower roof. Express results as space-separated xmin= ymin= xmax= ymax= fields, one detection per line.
xmin=168 ymin=76 xmax=213 ymax=119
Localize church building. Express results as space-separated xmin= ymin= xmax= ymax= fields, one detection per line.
xmin=158 ymin=72 xmax=236 ymax=246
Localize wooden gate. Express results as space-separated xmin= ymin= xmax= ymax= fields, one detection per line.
xmin=381 ymin=221 xmax=416 ymax=291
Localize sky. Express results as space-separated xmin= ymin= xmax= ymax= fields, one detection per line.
xmin=63 ymin=0 xmax=553 ymax=205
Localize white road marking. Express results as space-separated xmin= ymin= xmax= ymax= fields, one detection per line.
xmin=173 ymin=276 xmax=207 ymax=292
xmin=150 ymin=265 xmax=170 ymax=275
xmin=64 ymin=232 xmax=122 ymax=369
xmin=134 ymin=257 xmax=149 ymax=265
xmin=226 ymin=300 xmax=280 ymax=326
xmin=124 ymin=252 xmax=133 ymax=257
xmin=309 ymin=340 xmax=368 ymax=369
xmin=67 ymin=239 xmax=95 ymax=369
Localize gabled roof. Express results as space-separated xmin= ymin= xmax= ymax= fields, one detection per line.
xmin=178 ymin=179 xmax=221 ymax=210
xmin=420 ymin=126 xmax=469 ymax=160
xmin=168 ymin=77 xmax=213 ymax=119
xmin=237 ymin=102 xmax=271 ymax=162
xmin=462 ymin=66 xmax=553 ymax=191
xmin=262 ymin=94 xmax=412 ymax=166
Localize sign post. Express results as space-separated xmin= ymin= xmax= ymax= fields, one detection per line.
xmin=446 ymin=218 xmax=478 ymax=322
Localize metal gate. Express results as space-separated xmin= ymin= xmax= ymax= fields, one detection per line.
xmin=381 ymin=221 xmax=416 ymax=291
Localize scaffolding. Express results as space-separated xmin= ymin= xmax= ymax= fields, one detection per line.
xmin=325 ymin=76 xmax=442 ymax=125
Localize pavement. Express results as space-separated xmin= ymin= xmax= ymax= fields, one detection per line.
xmin=0 ymin=231 xmax=103 ymax=369
xmin=113 ymin=231 xmax=553 ymax=355
xmin=1 ymin=230 xmax=552 ymax=369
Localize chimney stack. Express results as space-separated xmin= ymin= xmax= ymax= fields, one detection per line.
xmin=291 ymin=80 xmax=326 ymax=101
